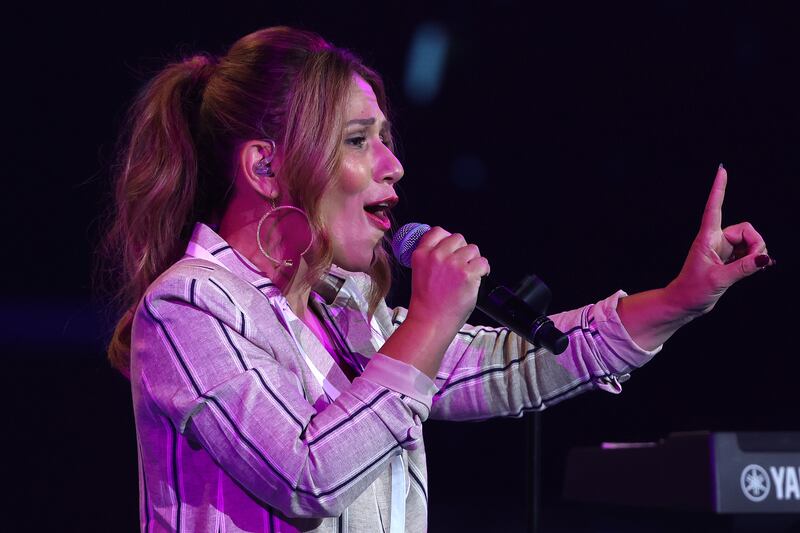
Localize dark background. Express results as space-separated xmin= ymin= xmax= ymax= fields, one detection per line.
xmin=5 ymin=2 xmax=799 ymax=531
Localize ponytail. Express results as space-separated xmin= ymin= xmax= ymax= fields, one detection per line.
xmin=103 ymin=55 xmax=216 ymax=377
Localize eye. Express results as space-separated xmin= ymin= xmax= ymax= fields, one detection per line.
xmin=345 ymin=134 xmax=367 ymax=148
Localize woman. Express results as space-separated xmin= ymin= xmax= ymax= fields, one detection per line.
xmin=103 ymin=27 xmax=771 ymax=532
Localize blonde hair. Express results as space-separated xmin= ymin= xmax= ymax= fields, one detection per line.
xmin=101 ymin=27 xmax=394 ymax=376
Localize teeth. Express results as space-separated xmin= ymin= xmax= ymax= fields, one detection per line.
xmin=365 ymin=202 xmax=390 ymax=212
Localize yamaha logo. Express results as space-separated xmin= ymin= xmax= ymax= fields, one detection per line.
xmin=741 ymin=464 xmax=770 ymax=502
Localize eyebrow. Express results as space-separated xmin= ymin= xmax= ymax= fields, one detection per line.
xmin=345 ymin=117 xmax=391 ymax=130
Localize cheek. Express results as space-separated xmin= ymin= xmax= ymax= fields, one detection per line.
xmin=335 ymin=158 xmax=372 ymax=195
xmin=320 ymin=188 xmax=359 ymax=229
xmin=320 ymin=162 xmax=373 ymax=230
xmin=317 ymin=191 xmax=363 ymax=248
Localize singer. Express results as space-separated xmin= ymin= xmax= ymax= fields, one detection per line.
xmin=101 ymin=27 xmax=771 ymax=532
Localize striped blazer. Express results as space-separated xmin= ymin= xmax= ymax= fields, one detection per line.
xmin=130 ymin=222 xmax=660 ymax=532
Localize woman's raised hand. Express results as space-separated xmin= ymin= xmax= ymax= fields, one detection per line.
xmin=666 ymin=165 xmax=774 ymax=317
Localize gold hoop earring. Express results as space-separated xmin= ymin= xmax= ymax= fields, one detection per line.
xmin=256 ymin=199 xmax=315 ymax=268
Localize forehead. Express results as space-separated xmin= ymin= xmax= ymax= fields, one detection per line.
xmin=344 ymin=75 xmax=384 ymax=120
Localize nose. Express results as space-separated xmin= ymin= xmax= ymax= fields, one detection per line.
xmin=375 ymin=141 xmax=404 ymax=184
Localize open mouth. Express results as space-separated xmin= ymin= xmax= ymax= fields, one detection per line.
xmin=363 ymin=197 xmax=398 ymax=230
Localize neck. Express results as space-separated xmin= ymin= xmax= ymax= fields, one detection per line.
xmin=218 ymin=195 xmax=316 ymax=318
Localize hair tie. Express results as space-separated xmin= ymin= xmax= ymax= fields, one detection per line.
xmin=184 ymin=54 xmax=217 ymax=93
xmin=182 ymin=54 xmax=218 ymax=130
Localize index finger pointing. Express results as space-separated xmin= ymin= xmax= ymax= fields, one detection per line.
xmin=700 ymin=164 xmax=727 ymax=231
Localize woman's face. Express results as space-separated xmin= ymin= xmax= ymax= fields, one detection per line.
xmin=319 ymin=75 xmax=404 ymax=272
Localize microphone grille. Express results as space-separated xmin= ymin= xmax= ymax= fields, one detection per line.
xmin=391 ymin=223 xmax=431 ymax=268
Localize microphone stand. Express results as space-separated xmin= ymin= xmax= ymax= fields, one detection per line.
xmin=476 ymin=274 xmax=562 ymax=533
xmin=513 ymin=275 xmax=550 ymax=533
xmin=524 ymin=412 xmax=541 ymax=533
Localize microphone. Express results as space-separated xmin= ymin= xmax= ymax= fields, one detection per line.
xmin=391 ymin=223 xmax=569 ymax=354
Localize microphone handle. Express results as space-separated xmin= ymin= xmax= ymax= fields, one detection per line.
xmin=477 ymin=277 xmax=569 ymax=355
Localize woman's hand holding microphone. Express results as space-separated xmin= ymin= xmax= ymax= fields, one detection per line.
xmin=380 ymin=227 xmax=490 ymax=379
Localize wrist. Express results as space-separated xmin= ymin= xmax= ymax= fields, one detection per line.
xmin=381 ymin=312 xmax=456 ymax=380
xmin=663 ymin=278 xmax=712 ymax=321
xmin=401 ymin=311 xmax=458 ymax=348
xmin=616 ymin=286 xmax=696 ymax=352
xmin=406 ymin=301 xmax=464 ymax=337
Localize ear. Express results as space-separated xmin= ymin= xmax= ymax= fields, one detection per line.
xmin=238 ymin=139 xmax=279 ymax=199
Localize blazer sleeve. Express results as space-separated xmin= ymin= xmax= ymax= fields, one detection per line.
xmin=378 ymin=290 xmax=661 ymax=421
xmin=130 ymin=263 xmax=435 ymax=518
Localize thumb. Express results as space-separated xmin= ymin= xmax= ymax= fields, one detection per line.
xmin=719 ymin=253 xmax=772 ymax=286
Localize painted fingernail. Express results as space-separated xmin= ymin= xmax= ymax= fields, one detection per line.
xmin=755 ymin=254 xmax=771 ymax=268
xmin=718 ymin=162 xmax=725 ymax=170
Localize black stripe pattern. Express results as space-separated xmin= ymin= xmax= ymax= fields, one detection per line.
xmin=133 ymin=223 xmax=654 ymax=532
xmin=143 ymin=294 xmax=414 ymax=502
